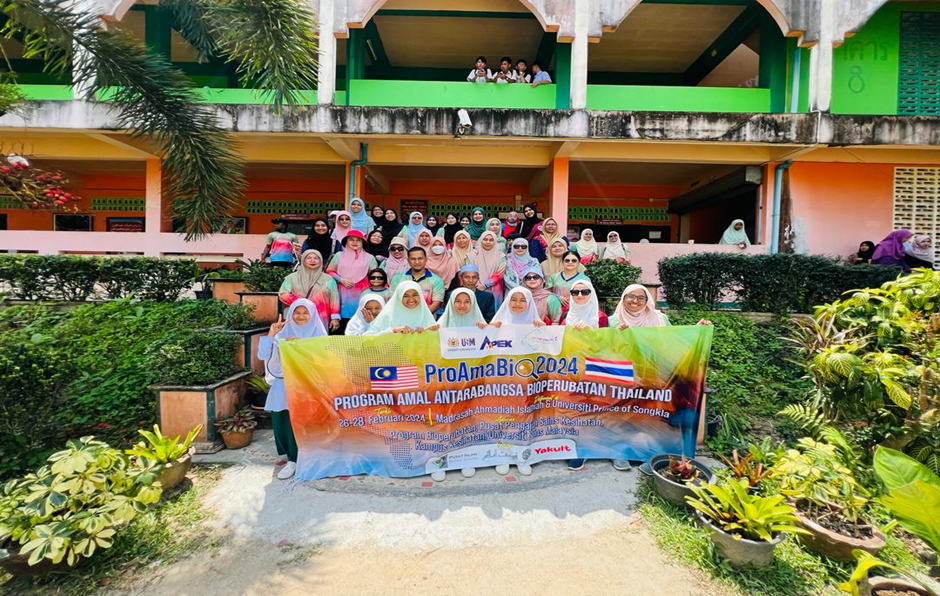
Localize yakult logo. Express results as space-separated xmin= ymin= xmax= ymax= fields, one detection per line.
xmin=534 ymin=445 xmax=571 ymax=455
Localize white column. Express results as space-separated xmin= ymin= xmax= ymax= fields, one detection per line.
xmin=808 ymin=0 xmax=834 ymax=112
xmin=570 ymin=0 xmax=590 ymax=109
xmin=316 ymin=0 xmax=337 ymax=106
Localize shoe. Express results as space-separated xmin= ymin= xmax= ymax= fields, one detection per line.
xmin=567 ymin=459 xmax=586 ymax=471
xmin=461 ymin=467 xmax=476 ymax=478
xmin=516 ymin=463 xmax=532 ymax=476
xmin=277 ymin=461 xmax=296 ymax=480
xmin=275 ymin=455 xmax=287 ymax=466
xmin=495 ymin=464 xmax=510 ymax=475
xmin=431 ymin=470 xmax=446 ymax=482
xmin=612 ymin=459 xmax=633 ymax=471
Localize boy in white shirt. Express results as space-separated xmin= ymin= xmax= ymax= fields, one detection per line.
xmin=492 ymin=56 xmax=516 ymax=84
xmin=531 ymin=60 xmax=552 ymax=87
xmin=514 ymin=58 xmax=531 ymax=83
xmin=467 ymin=56 xmax=492 ymax=83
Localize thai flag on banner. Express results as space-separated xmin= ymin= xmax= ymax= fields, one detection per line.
xmin=370 ymin=366 xmax=419 ymax=390
xmin=583 ymin=357 xmax=634 ymax=384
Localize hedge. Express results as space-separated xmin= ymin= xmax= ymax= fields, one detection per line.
xmin=0 ymin=255 xmax=198 ymax=302
xmin=657 ymin=253 xmax=902 ymax=314
xmin=584 ymin=259 xmax=643 ymax=298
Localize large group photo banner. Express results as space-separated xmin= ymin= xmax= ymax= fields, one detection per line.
xmin=280 ymin=325 xmax=713 ymax=482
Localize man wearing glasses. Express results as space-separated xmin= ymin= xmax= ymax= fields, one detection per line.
xmin=456 ymin=264 xmax=496 ymax=322
xmin=390 ymin=247 xmax=445 ymax=313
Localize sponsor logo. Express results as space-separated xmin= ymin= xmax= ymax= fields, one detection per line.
xmin=534 ymin=445 xmax=571 ymax=455
xmin=432 ymin=456 xmax=447 ymax=469
xmin=447 ymin=337 xmax=460 ymax=347
xmin=521 ymin=448 xmax=532 ymax=461
xmin=481 ymin=336 xmax=513 ymax=349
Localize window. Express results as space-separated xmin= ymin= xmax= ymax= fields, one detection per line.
xmin=899 ymin=12 xmax=940 ymax=116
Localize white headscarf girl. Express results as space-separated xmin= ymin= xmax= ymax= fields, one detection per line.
xmin=601 ymin=231 xmax=630 ymax=262
xmin=345 ymin=294 xmax=385 ymax=336
xmin=437 ymin=288 xmax=486 ymax=328
xmin=565 ymin=279 xmax=600 ymax=329
xmin=491 ymin=287 xmax=544 ymax=326
xmin=719 ymin=219 xmax=751 ymax=246
xmin=365 ymin=281 xmax=436 ymax=335
xmin=575 ymin=229 xmax=599 ymax=261
xmin=611 ymin=284 xmax=668 ymax=329
xmin=265 ymin=299 xmax=328 ymax=382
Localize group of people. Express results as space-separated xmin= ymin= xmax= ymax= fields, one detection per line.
xmin=466 ymin=56 xmax=552 ymax=87
xmin=257 ymin=200 xmax=710 ymax=481
xmin=851 ymin=230 xmax=934 ymax=273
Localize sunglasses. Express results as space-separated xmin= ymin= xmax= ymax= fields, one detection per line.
xmin=390 ymin=246 xmax=405 ymax=251
xmin=563 ymin=259 xmax=580 ymax=264
xmin=523 ymin=275 xmax=542 ymax=281
xmin=513 ymin=244 xmax=527 ymax=249
xmin=369 ymin=276 xmax=385 ymax=281
xmin=570 ymin=289 xmax=592 ymax=297
xmin=339 ymin=217 xmax=351 ymax=221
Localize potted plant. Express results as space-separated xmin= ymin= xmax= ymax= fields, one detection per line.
xmin=214 ymin=407 xmax=258 ymax=449
xmin=235 ymin=259 xmax=286 ymax=322
xmin=246 ymin=374 xmax=270 ymax=409
xmin=649 ymin=453 xmax=716 ymax=508
xmin=0 ymin=437 xmax=162 ymax=577
xmin=125 ymin=424 xmax=201 ymax=491
xmin=719 ymin=449 xmax=774 ymax=493
xmin=211 ymin=267 xmax=248 ymax=305
xmin=687 ymin=478 xmax=806 ymax=567
xmin=193 ymin=271 xmax=218 ymax=300
xmin=841 ymin=447 xmax=940 ymax=596
xmin=772 ymin=437 xmax=887 ymax=562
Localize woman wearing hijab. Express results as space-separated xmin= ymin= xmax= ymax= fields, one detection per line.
xmin=439 ymin=213 xmax=462 ymax=246
xmin=365 ymin=230 xmax=388 ymax=261
xmin=529 ymin=218 xmax=568 ymax=261
xmin=345 ymin=294 xmax=385 ymax=336
xmin=465 ymin=207 xmax=488 ymax=241
xmin=426 ymin=236 xmax=459 ymax=289
xmin=849 ymin=240 xmax=876 ymax=265
xmin=872 ymin=229 xmax=914 ymax=272
xmin=370 ymin=204 xmax=386 ymax=228
xmin=348 ymin=198 xmax=372 ymax=235
xmin=563 ymin=279 xmax=607 ymax=329
xmin=517 ymin=202 xmax=542 ymax=239
xmin=471 ymin=231 xmax=507 ymax=307
xmin=485 ymin=218 xmax=508 ymax=253
xmin=301 ymin=218 xmax=338 ymax=263
xmin=718 ymin=219 xmax=751 ymax=248
xmin=521 ymin=266 xmax=561 ymax=325
xmin=425 ymin=215 xmax=441 ymax=238
xmin=504 ymin=238 xmax=541 ymax=291
xmin=904 ymin=235 xmax=934 ymax=270
xmin=546 ymin=251 xmax=589 ymax=309
xmin=437 ymin=288 xmax=487 ymax=329
xmin=399 ymin=211 xmax=429 ymax=247
xmin=601 ymin=231 xmax=630 ymax=263
xmin=365 ymin=281 xmax=436 ymax=335
xmin=331 ymin=211 xmax=354 ymax=245
xmin=326 ymin=230 xmax=379 ymax=324
xmin=540 ymin=239 xmax=570 ymax=278
xmin=380 ymin=208 xmax=405 ymax=241
xmin=414 ymin=228 xmax=434 ymax=252
xmin=459 ymin=214 xmax=471 ymax=229
xmin=381 ymin=237 xmax=411 ymax=279
xmin=278 ymin=249 xmax=341 ymax=331
xmin=574 ymin=229 xmax=599 ymax=264
xmin=364 ymin=268 xmax=391 ymax=301
xmin=258 ymin=299 xmax=326 ymax=479
xmin=451 ymin=230 xmax=474 ymax=266
xmin=610 ymin=284 xmax=714 ymax=329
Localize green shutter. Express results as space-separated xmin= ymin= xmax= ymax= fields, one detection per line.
xmin=899 ymin=11 xmax=940 ymax=116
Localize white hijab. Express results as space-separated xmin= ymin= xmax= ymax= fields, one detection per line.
xmin=365 ymin=281 xmax=436 ymax=335
xmin=719 ymin=219 xmax=751 ymax=246
xmin=492 ymin=287 xmax=541 ymax=326
xmin=345 ymin=294 xmax=385 ymax=336
xmin=438 ymin=288 xmax=485 ymax=328
xmin=613 ymin=284 xmax=668 ymax=328
xmin=602 ymin=231 xmax=629 ymax=260
xmin=265 ymin=299 xmax=327 ymax=379
xmin=575 ymin=229 xmax=598 ymax=257
xmin=566 ymin=279 xmax=599 ymax=328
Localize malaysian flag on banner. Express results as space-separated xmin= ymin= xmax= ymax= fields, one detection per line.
xmin=583 ymin=357 xmax=635 ymax=384
xmin=369 ymin=366 xmax=420 ymax=390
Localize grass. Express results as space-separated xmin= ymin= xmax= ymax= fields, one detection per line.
xmin=636 ymin=476 xmax=929 ymax=596
xmin=0 ymin=464 xmax=228 ymax=595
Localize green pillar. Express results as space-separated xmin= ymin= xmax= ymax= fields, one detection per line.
xmin=345 ymin=28 xmax=366 ymax=106
xmin=143 ymin=7 xmax=173 ymax=62
xmin=759 ymin=13 xmax=787 ymax=113
xmin=555 ymin=43 xmax=571 ymax=110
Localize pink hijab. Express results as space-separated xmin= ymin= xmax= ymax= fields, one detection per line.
xmin=337 ymin=236 xmax=372 ymax=283
xmin=614 ymin=284 xmax=667 ymax=328
xmin=332 ymin=210 xmax=352 ymax=243
xmin=471 ymin=231 xmax=503 ymax=289
xmin=426 ymin=237 xmax=458 ymax=287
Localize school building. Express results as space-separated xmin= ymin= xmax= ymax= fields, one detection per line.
xmin=0 ymin=0 xmax=938 ymax=277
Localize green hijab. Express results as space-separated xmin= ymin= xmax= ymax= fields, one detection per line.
xmin=464 ymin=206 xmax=487 ymax=241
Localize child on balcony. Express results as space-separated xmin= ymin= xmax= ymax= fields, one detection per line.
xmin=531 ymin=61 xmax=552 ymax=87
xmin=467 ymin=56 xmax=492 ymax=83
xmin=492 ymin=56 xmax=516 ymax=84
xmin=514 ymin=58 xmax=531 ymax=84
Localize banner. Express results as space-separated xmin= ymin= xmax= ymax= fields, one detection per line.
xmin=280 ymin=325 xmax=713 ymax=481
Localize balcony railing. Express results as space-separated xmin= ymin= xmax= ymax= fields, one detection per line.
xmin=587 ymin=85 xmax=773 ymax=113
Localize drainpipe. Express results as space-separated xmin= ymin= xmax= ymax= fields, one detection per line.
xmin=770 ymin=160 xmax=792 ymax=254
xmin=349 ymin=142 xmax=368 ymax=205
xmin=789 ymin=46 xmax=801 ymax=113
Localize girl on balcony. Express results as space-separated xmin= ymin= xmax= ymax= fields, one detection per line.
xmin=529 ymin=217 xmax=568 ymax=261
xmin=601 ymin=231 xmax=630 ymax=263
xmin=451 ymin=230 xmax=474 ymax=267
xmin=381 ymin=238 xmax=411 ymax=279
xmin=345 ymin=294 xmax=385 ymax=337
xmin=348 ymin=198 xmax=372 ymax=235
xmin=277 ymin=249 xmax=341 ymax=332
xmin=465 ymin=207 xmax=488 ymax=241
xmin=471 ymin=231 xmax=507 ymax=307
xmin=486 ymin=218 xmax=508 ymax=252
xmin=258 ymin=299 xmax=327 ymax=480
xmin=504 ymin=238 xmax=540 ymax=291
xmin=574 ymin=228 xmax=599 ymax=264
xmin=718 ymin=219 xmax=751 ymax=248
xmin=546 ymin=251 xmax=589 ymax=311
xmin=326 ymin=230 xmax=378 ymax=328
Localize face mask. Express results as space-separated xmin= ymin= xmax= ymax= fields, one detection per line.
xmin=431 ymin=246 xmax=446 ymax=255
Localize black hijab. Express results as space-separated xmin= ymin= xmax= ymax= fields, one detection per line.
xmin=380 ymin=209 xmax=404 ymax=239
xmin=517 ymin=202 xmax=543 ymax=238
xmin=365 ymin=229 xmax=389 ymax=257
xmin=302 ymin=218 xmax=335 ymax=262
xmin=426 ymin=215 xmax=441 ymax=237
xmin=370 ymin=206 xmax=386 ymax=228
xmin=857 ymin=240 xmax=876 ymax=264
xmin=441 ymin=212 xmax=462 ymax=245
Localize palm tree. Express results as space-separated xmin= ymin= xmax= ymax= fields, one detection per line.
xmin=0 ymin=0 xmax=318 ymax=238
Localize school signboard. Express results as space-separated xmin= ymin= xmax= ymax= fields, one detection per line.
xmin=280 ymin=325 xmax=713 ymax=481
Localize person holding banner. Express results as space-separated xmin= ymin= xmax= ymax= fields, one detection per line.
xmin=471 ymin=231 xmax=507 ymax=307
xmin=345 ymin=294 xmax=385 ymax=336
xmin=364 ymin=281 xmax=436 ymax=335
xmin=277 ymin=249 xmax=341 ymax=332
xmin=258 ymin=299 xmax=327 ymax=480
xmin=563 ymin=279 xmax=607 ymax=329
xmin=435 ymin=288 xmax=487 ymax=330
xmin=521 ymin=267 xmax=561 ymax=325
xmin=610 ymin=285 xmax=713 ymax=330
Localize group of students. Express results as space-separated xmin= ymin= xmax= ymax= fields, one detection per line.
xmin=466 ymin=55 xmax=552 ymax=86
xmin=850 ymin=230 xmax=934 ymax=273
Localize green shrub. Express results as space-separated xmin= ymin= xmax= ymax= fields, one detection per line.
xmin=239 ymin=259 xmax=289 ymax=292
xmin=657 ymin=253 xmax=900 ymax=313
xmin=584 ymin=259 xmax=642 ymax=298
xmin=0 ymin=255 xmax=198 ymax=302
xmin=147 ymin=330 xmax=242 ymax=386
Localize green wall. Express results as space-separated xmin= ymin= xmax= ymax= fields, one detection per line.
xmin=832 ymin=2 xmax=940 ymax=115
xmin=586 ymin=85 xmax=771 ymax=112
xmin=347 ymin=80 xmax=556 ymax=109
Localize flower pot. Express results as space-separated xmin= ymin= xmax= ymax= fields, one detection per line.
xmin=156 ymin=448 xmax=194 ymax=491
xmin=221 ymin=429 xmax=253 ymax=449
xmin=237 ymin=291 xmax=282 ymax=323
xmin=212 ymin=279 xmax=247 ymax=305
xmin=695 ymin=511 xmax=785 ymax=567
xmin=793 ymin=507 xmax=886 ymax=562
xmin=649 ymin=453 xmax=716 ymax=508
xmin=0 ymin=548 xmax=78 ymax=577
xmin=860 ymin=576 xmax=931 ymax=596
xmin=194 ymin=288 xmax=214 ymax=300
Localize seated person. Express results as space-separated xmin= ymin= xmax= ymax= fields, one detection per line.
xmin=467 ymin=56 xmax=492 ymax=83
